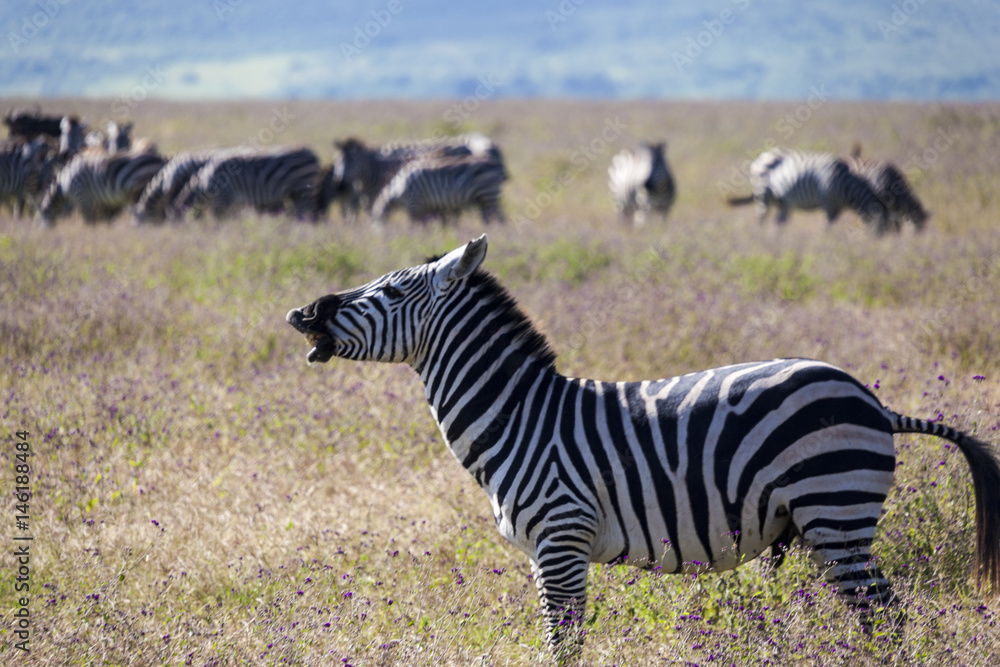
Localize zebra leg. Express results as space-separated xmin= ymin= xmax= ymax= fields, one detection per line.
xmin=798 ymin=508 xmax=897 ymax=630
xmin=775 ymin=201 xmax=790 ymax=225
xmin=530 ymin=549 xmax=591 ymax=656
xmin=754 ymin=197 xmax=770 ymax=224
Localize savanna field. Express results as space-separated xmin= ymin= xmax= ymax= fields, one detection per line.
xmin=2 ymin=98 xmax=1000 ymax=665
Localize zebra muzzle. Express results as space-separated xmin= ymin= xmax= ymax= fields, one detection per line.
xmin=286 ymin=298 xmax=340 ymax=364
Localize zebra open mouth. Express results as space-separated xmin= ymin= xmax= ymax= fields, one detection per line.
xmin=305 ymin=332 xmax=336 ymax=364
xmin=286 ymin=307 xmax=337 ymax=363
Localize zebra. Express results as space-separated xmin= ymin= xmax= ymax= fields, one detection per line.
xmin=844 ymin=144 xmax=928 ymax=233
xmin=370 ymin=155 xmax=507 ymax=225
xmin=106 ymin=121 xmax=133 ymax=153
xmin=175 ymin=147 xmax=320 ymax=220
xmin=608 ymin=142 xmax=676 ymax=226
xmin=133 ymin=148 xmax=235 ymax=224
xmin=727 ymin=148 xmax=890 ymax=234
xmin=58 ymin=116 xmax=86 ymax=159
xmin=0 ymin=138 xmax=51 ymax=218
xmin=286 ymin=235 xmax=1000 ymax=655
xmin=329 ymin=134 xmax=506 ymax=221
xmin=40 ymin=150 xmax=166 ymax=225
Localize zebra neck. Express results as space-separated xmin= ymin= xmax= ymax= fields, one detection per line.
xmin=413 ymin=277 xmax=558 ymax=473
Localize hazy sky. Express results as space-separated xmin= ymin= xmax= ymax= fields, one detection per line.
xmin=2 ymin=1 xmax=998 ymax=100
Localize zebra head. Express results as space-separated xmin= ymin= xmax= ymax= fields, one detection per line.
xmin=286 ymin=235 xmax=489 ymax=365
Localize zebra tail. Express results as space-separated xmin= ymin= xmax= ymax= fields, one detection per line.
xmin=726 ymin=195 xmax=755 ymax=206
xmin=890 ymin=410 xmax=1000 ymax=592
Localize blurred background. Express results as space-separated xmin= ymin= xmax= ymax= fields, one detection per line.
xmin=3 ymin=0 xmax=998 ymax=101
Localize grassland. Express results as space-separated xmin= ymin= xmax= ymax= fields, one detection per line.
xmin=2 ymin=98 xmax=1000 ymax=665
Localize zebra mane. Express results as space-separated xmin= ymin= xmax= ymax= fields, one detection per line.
xmin=425 ymin=255 xmax=557 ymax=371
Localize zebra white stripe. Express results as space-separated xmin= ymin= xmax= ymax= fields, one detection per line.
xmin=728 ymin=148 xmax=890 ymax=234
xmin=176 ymin=147 xmax=320 ymax=220
xmin=0 ymin=139 xmax=50 ymax=218
xmin=608 ymin=142 xmax=676 ymax=226
xmin=371 ymin=155 xmax=507 ymax=225
xmin=40 ymin=150 xmax=165 ymax=225
xmin=286 ymin=236 xmax=1000 ymax=655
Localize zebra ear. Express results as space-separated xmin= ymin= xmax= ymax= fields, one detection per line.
xmin=437 ymin=235 xmax=488 ymax=285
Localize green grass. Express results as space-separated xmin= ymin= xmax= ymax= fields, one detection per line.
xmin=2 ymin=98 xmax=1000 ymax=665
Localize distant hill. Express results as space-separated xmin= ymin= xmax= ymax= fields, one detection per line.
xmin=2 ymin=0 xmax=998 ymax=100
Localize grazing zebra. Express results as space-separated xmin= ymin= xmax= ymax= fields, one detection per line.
xmin=286 ymin=235 xmax=1000 ymax=655
xmin=40 ymin=150 xmax=165 ymax=224
xmin=134 ymin=148 xmax=234 ymax=224
xmin=0 ymin=139 xmax=51 ymax=218
xmin=844 ymin=145 xmax=928 ymax=233
xmin=371 ymin=155 xmax=507 ymax=225
xmin=728 ymin=148 xmax=890 ymax=234
xmin=608 ymin=142 xmax=676 ymax=226
xmin=3 ymin=107 xmax=64 ymax=141
xmin=175 ymin=147 xmax=320 ymax=220
xmin=330 ymin=134 xmax=506 ymax=221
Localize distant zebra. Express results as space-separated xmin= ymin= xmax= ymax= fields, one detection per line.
xmin=608 ymin=142 xmax=676 ymax=226
xmin=328 ymin=134 xmax=506 ymax=221
xmin=0 ymin=139 xmax=51 ymax=218
xmin=106 ymin=121 xmax=133 ymax=153
xmin=59 ymin=116 xmax=87 ymax=159
xmin=40 ymin=150 xmax=166 ymax=224
xmin=134 ymin=148 xmax=235 ymax=224
xmin=176 ymin=147 xmax=320 ymax=220
xmin=371 ymin=155 xmax=507 ymax=225
xmin=728 ymin=148 xmax=890 ymax=234
xmin=287 ymin=235 xmax=1000 ymax=655
xmin=844 ymin=145 xmax=928 ymax=233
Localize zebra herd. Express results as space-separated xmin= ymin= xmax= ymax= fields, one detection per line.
xmin=287 ymin=234 xmax=999 ymax=655
xmin=1 ymin=107 xmax=930 ymax=235
xmin=1 ymin=108 xmax=509 ymax=226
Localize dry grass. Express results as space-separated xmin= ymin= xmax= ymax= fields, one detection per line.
xmin=2 ymin=98 xmax=1000 ymax=665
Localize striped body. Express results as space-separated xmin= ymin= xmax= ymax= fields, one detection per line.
xmin=843 ymin=156 xmax=928 ymax=233
xmin=134 ymin=148 xmax=230 ymax=223
xmin=287 ymin=236 xmax=1000 ymax=654
xmin=608 ymin=143 xmax=676 ymax=226
xmin=177 ymin=147 xmax=319 ymax=220
xmin=0 ymin=139 xmax=50 ymax=218
xmin=371 ymin=155 xmax=507 ymax=225
xmin=330 ymin=134 xmax=505 ymax=221
xmin=40 ymin=150 xmax=165 ymax=224
xmin=731 ymin=148 xmax=889 ymax=233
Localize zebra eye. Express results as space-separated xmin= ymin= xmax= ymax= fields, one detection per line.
xmin=382 ymin=284 xmax=404 ymax=299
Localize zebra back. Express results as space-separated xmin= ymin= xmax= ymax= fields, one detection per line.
xmin=371 ymin=154 xmax=507 ymax=224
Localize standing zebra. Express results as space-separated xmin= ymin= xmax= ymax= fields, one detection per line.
xmin=329 ymin=134 xmax=506 ymax=221
xmin=175 ymin=147 xmax=320 ymax=220
xmin=728 ymin=148 xmax=890 ymax=234
xmin=0 ymin=138 xmax=51 ymax=218
xmin=286 ymin=236 xmax=1000 ymax=655
xmin=58 ymin=116 xmax=87 ymax=159
xmin=133 ymin=148 xmax=234 ymax=224
xmin=608 ymin=142 xmax=676 ymax=226
xmin=40 ymin=150 xmax=165 ymax=224
xmin=370 ymin=155 xmax=507 ymax=225
xmin=106 ymin=121 xmax=133 ymax=153
xmin=844 ymin=145 xmax=928 ymax=233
